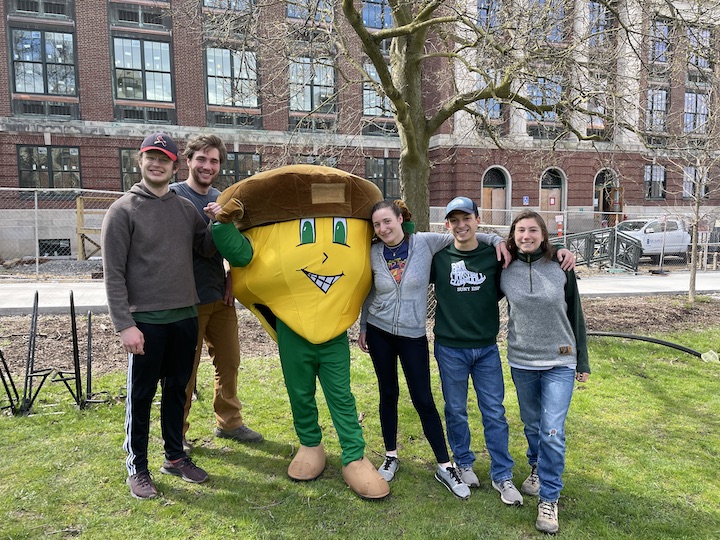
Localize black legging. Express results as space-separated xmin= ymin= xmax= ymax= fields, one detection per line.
xmin=366 ymin=323 xmax=451 ymax=463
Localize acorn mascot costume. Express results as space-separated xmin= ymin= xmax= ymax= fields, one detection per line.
xmin=211 ymin=164 xmax=389 ymax=499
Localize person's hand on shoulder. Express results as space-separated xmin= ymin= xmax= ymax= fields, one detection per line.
xmin=204 ymin=201 xmax=222 ymax=221
xmin=496 ymin=241 xmax=511 ymax=268
xmin=557 ymin=248 xmax=576 ymax=271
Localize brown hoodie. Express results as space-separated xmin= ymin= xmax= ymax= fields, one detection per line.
xmin=101 ymin=183 xmax=215 ymax=332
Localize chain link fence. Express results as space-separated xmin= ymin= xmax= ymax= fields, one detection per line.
xmin=1 ymin=189 xmax=718 ymax=272
xmin=0 ymin=188 xmax=122 ymax=270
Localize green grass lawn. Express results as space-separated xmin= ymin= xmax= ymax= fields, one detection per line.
xmin=1 ymin=328 xmax=719 ymax=539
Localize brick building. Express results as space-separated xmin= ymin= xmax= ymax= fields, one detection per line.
xmin=0 ymin=0 xmax=717 ymax=246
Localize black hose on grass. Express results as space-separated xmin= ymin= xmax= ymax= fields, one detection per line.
xmin=587 ymin=331 xmax=701 ymax=357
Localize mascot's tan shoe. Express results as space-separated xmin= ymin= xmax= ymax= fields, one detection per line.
xmin=288 ymin=444 xmax=326 ymax=481
xmin=342 ymin=456 xmax=390 ymax=499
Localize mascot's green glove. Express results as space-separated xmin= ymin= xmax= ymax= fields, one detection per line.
xmin=211 ymin=222 xmax=253 ymax=267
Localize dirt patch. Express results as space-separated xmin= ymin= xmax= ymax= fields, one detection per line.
xmin=1 ymin=295 xmax=718 ymax=381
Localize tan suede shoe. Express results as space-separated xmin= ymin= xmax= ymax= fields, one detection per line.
xmin=342 ymin=456 xmax=390 ymax=499
xmin=288 ymin=444 xmax=325 ymax=481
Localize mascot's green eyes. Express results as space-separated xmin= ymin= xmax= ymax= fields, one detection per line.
xmin=333 ymin=218 xmax=348 ymax=245
xmin=298 ymin=218 xmax=349 ymax=246
xmin=300 ymin=218 xmax=316 ymax=244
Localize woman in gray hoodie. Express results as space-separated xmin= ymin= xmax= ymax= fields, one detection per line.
xmin=500 ymin=210 xmax=590 ymax=534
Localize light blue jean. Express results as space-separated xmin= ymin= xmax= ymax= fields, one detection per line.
xmin=434 ymin=343 xmax=514 ymax=482
xmin=511 ymin=365 xmax=575 ymax=503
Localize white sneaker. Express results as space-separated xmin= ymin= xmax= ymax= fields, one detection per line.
xmin=377 ymin=455 xmax=399 ymax=481
xmin=458 ymin=466 xmax=480 ymax=488
xmin=435 ymin=465 xmax=471 ymax=500
xmin=536 ymin=500 xmax=559 ymax=534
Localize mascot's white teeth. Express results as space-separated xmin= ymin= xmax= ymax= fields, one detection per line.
xmin=302 ymin=269 xmax=343 ymax=293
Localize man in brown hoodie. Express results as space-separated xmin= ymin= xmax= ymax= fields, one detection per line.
xmin=101 ymin=132 xmax=219 ymax=500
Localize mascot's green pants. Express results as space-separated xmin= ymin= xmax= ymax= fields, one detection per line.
xmin=276 ymin=319 xmax=365 ymax=466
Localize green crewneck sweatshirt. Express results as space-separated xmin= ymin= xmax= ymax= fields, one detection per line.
xmin=430 ymin=242 xmax=502 ymax=348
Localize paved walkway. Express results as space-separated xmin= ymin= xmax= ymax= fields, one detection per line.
xmin=0 ymin=270 xmax=719 ymax=316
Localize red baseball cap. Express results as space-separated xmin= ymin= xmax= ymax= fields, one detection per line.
xmin=140 ymin=132 xmax=178 ymax=161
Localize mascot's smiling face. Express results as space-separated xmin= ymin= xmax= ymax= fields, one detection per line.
xmin=219 ymin=165 xmax=382 ymax=345
xmin=237 ymin=216 xmax=374 ymax=344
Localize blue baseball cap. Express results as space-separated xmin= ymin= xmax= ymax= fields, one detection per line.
xmin=444 ymin=196 xmax=478 ymax=219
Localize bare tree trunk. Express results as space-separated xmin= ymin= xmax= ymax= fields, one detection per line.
xmin=398 ymin=150 xmax=431 ymax=231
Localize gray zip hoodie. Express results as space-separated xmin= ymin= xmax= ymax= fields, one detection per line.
xmin=360 ymin=232 xmax=501 ymax=338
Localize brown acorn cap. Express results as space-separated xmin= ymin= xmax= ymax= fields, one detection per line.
xmin=217 ymin=164 xmax=384 ymax=231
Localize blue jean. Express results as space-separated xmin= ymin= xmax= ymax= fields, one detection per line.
xmin=434 ymin=343 xmax=514 ymax=482
xmin=511 ymin=366 xmax=575 ymax=502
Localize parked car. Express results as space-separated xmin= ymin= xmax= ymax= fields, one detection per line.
xmin=616 ymin=217 xmax=691 ymax=261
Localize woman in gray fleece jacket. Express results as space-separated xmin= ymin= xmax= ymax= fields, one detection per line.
xmin=358 ymin=200 xmax=503 ymax=498
xmin=499 ymin=210 xmax=590 ymax=535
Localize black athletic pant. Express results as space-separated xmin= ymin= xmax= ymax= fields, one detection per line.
xmin=366 ymin=323 xmax=450 ymax=463
xmin=123 ymin=317 xmax=198 ymax=475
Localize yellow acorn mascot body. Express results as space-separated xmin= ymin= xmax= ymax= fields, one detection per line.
xmin=211 ymin=164 xmax=389 ymax=499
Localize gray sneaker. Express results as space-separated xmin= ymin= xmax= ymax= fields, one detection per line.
xmin=127 ymin=470 xmax=158 ymax=500
xmin=521 ymin=464 xmax=539 ymax=496
xmin=215 ymin=425 xmax=264 ymax=443
xmin=435 ymin=465 xmax=471 ymax=500
xmin=378 ymin=456 xmax=399 ymax=481
xmin=492 ymin=479 xmax=523 ymax=506
xmin=160 ymin=457 xmax=209 ymax=483
xmin=458 ymin=466 xmax=480 ymax=488
xmin=536 ymin=500 xmax=559 ymax=534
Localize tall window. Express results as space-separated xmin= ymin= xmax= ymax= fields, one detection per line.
xmin=206 ymin=48 xmax=258 ymax=107
xmin=287 ymin=0 xmax=332 ymax=22
xmin=363 ymin=63 xmax=392 ymax=117
xmin=120 ymin=149 xmax=141 ymax=191
xmin=526 ymin=78 xmax=561 ymax=122
xmin=687 ymin=26 xmax=711 ymax=70
xmin=216 ymin=153 xmax=261 ymax=191
xmin=113 ymin=37 xmax=172 ymax=102
xmin=684 ymin=92 xmax=708 ymax=134
xmin=289 ymin=56 xmax=336 ymax=113
xmin=588 ymin=0 xmax=612 ymax=48
xmin=476 ymin=70 xmax=503 ymax=121
xmin=477 ymin=0 xmax=501 ymax=30
xmin=644 ymin=163 xmax=666 ymax=199
xmin=526 ymin=77 xmax=562 ymax=138
xmin=366 ymin=157 xmax=399 ymax=198
xmin=204 ymin=0 xmax=253 ymax=11
xmin=11 ymin=29 xmax=76 ymax=95
xmin=649 ymin=19 xmax=670 ymax=64
xmin=18 ymin=146 xmax=80 ymax=189
xmin=645 ymin=88 xmax=668 ymax=132
xmin=530 ymin=0 xmax=564 ymax=43
xmin=363 ymin=0 xmax=392 ymax=28
xmin=683 ymin=165 xmax=708 ymax=199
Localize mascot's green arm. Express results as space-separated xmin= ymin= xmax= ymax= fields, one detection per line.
xmin=211 ymin=222 xmax=254 ymax=267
